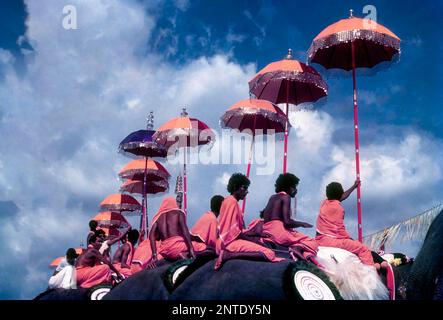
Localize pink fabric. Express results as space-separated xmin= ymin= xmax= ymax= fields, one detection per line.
xmin=114 ymin=263 xmax=132 ymax=278
xmin=316 ymin=200 xmax=351 ymax=239
xmin=219 ymin=239 xmax=283 ymax=262
xmin=158 ymin=235 xmax=206 ymax=260
xmin=191 ymin=211 xmax=218 ymax=248
xmin=76 ymin=264 xmax=112 ymax=288
xmin=315 ymin=234 xmax=374 ymax=265
xmin=217 ymin=195 xmax=244 ymax=246
xmin=263 ymin=220 xmax=318 ymax=258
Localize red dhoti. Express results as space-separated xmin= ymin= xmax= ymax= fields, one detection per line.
xmin=216 ymin=238 xmax=281 ymax=262
xmin=158 ymin=235 xmax=207 ymax=260
xmin=263 ymin=220 xmax=318 ymax=259
xmin=113 ymin=263 xmax=132 ymax=278
xmin=131 ymin=239 xmax=163 ymax=273
xmin=76 ymin=264 xmax=112 ymax=288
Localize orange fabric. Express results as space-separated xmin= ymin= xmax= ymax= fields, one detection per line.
xmin=131 ymin=239 xmax=163 ymax=270
xmin=76 ymin=264 xmax=112 ymax=288
xmin=256 ymin=59 xmax=309 ymax=76
xmin=114 ymin=263 xmax=132 ymax=278
xmin=118 ymin=159 xmax=169 ymax=178
xmin=263 ymin=220 xmax=318 ymax=258
xmin=191 ymin=211 xmax=218 ymax=248
xmin=217 ymin=195 xmax=244 ymax=246
xmin=99 ymin=193 xmax=140 ymax=207
xmin=221 ymin=239 xmax=284 ymax=262
xmin=158 ymin=235 xmax=206 ymax=260
xmin=92 ymin=211 xmax=130 ymax=228
xmin=315 ymin=234 xmax=374 ymax=265
xmin=316 ymin=200 xmax=351 ymax=239
xmin=151 ymin=196 xmax=183 ymax=226
xmin=314 ymin=17 xmax=400 ymax=41
xmin=227 ymin=99 xmax=278 ymax=113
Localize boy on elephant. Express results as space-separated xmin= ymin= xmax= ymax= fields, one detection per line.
xmin=112 ymin=229 xmax=139 ymax=278
xmin=315 ymin=180 xmax=375 ymax=266
xmin=215 ymin=173 xmax=284 ymax=270
xmin=260 ymin=173 xmax=319 ymax=263
xmin=146 ymin=196 xmax=208 ymax=269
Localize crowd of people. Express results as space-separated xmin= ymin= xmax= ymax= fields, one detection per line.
xmin=49 ymin=172 xmax=384 ymax=290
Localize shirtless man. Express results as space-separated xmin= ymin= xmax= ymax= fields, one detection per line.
xmin=260 ymin=173 xmax=319 ymax=263
xmin=96 ymin=227 xmax=130 ymax=259
xmin=75 ymin=234 xmax=123 ymax=288
xmin=146 ymin=196 xmax=207 ymax=269
xmin=112 ymin=229 xmax=139 ymax=278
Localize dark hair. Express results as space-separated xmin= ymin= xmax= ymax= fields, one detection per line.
xmin=227 ymin=173 xmax=250 ymax=194
xmin=88 ymin=234 xmax=98 ymax=245
xmin=89 ymin=220 xmax=98 ymax=230
xmin=210 ymin=195 xmax=224 ymax=214
xmin=127 ymin=229 xmax=140 ymax=244
xmin=326 ymin=182 xmax=344 ymax=200
xmin=95 ymin=229 xmax=106 ymax=237
xmin=66 ymin=248 xmax=79 ymax=259
xmin=275 ymin=173 xmax=300 ymax=193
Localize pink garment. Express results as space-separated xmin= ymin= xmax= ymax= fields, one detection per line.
xmin=131 ymin=239 xmax=163 ymax=272
xmin=76 ymin=264 xmax=112 ymax=288
xmin=114 ymin=263 xmax=132 ymax=278
xmin=316 ymin=199 xmax=351 ymax=239
xmin=191 ymin=211 xmax=218 ymax=248
xmin=315 ymin=234 xmax=374 ymax=265
xmin=263 ymin=220 xmax=318 ymax=259
xmin=158 ymin=235 xmax=206 ymax=260
xmin=219 ymin=239 xmax=282 ymax=262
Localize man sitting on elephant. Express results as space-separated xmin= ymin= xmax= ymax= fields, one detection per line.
xmin=215 ymin=173 xmax=284 ymax=270
xmin=260 ymin=173 xmax=319 ymax=263
xmin=190 ymin=195 xmax=224 ymax=250
xmin=112 ymin=229 xmax=139 ymax=279
xmin=146 ymin=196 xmax=208 ymax=269
xmin=315 ymin=180 xmax=374 ymax=266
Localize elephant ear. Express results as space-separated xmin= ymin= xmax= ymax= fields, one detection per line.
xmin=407 ymin=209 xmax=443 ymax=300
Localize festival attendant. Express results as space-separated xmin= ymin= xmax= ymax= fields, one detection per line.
xmin=48 ymin=248 xmax=79 ymax=289
xmin=146 ymin=196 xmax=207 ymax=269
xmin=86 ymin=220 xmax=99 ymax=246
xmin=75 ymin=234 xmax=123 ymax=288
xmin=260 ymin=173 xmax=319 ymax=263
xmin=315 ymin=180 xmax=375 ymax=266
xmin=214 ymin=173 xmax=284 ymax=270
xmin=190 ymin=195 xmax=224 ymax=249
xmin=111 ymin=229 xmax=139 ymax=278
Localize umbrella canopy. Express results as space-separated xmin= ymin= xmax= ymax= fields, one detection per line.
xmin=118 ymin=158 xmax=170 ymax=181
xmin=93 ymin=211 xmax=131 ymax=229
xmin=49 ymin=248 xmax=83 ymax=267
xmin=220 ymin=98 xmax=288 ymax=134
xmin=249 ymin=50 xmax=328 ymax=106
xmin=307 ymin=13 xmax=401 ymax=70
xmin=99 ymin=193 xmax=142 ymax=213
xmin=120 ymin=179 xmax=169 ymax=195
xmin=118 ymin=111 xmax=168 ymax=158
xmin=153 ymin=109 xmax=215 ymax=150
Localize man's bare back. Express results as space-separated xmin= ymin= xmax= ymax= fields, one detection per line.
xmin=76 ymin=248 xmax=104 ymax=268
xmin=155 ymin=210 xmax=186 ymax=240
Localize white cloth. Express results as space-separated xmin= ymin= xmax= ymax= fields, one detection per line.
xmin=55 ymin=257 xmax=69 ymax=273
xmin=48 ymin=265 xmax=77 ymax=289
xmin=99 ymin=241 xmax=110 ymax=255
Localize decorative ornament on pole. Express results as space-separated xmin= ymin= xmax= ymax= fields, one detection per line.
xmin=175 ymin=175 xmax=184 ymax=210
xmin=349 ymin=8 xmax=353 ymax=18
xmin=285 ymin=48 xmax=293 ymax=60
xmin=181 ymin=107 xmax=189 ymax=117
xmin=147 ymin=111 xmax=154 ymax=130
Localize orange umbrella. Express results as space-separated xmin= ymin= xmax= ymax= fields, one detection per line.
xmin=118 ymin=158 xmax=170 ymax=181
xmin=93 ymin=211 xmax=131 ymax=229
xmin=120 ymin=179 xmax=169 ymax=195
xmin=49 ymin=248 xmax=83 ymax=267
xmin=249 ymin=50 xmax=328 ymax=173
xmin=99 ymin=193 xmax=142 ymax=214
xmin=308 ymin=10 xmax=400 ymax=242
xmin=154 ymin=108 xmax=215 ymax=214
xmin=221 ymin=98 xmax=289 ymax=212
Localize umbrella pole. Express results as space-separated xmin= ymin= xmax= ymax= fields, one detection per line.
xmin=141 ymin=156 xmax=148 ymax=242
xmin=183 ymin=149 xmax=187 ymax=215
xmin=351 ymin=41 xmax=363 ymax=242
xmin=242 ymin=115 xmax=257 ymax=213
xmin=283 ymin=81 xmax=290 ymax=174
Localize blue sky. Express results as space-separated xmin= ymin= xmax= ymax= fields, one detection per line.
xmin=0 ymin=0 xmax=442 ymax=299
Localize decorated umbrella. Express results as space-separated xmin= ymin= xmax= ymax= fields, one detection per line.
xmin=118 ymin=111 xmax=169 ymax=241
xmin=249 ymin=49 xmax=328 ymax=173
xmin=49 ymin=248 xmax=83 ymax=268
xmin=153 ymin=108 xmax=215 ymax=214
xmin=118 ymin=158 xmax=170 ymax=181
xmin=120 ymin=179 xmax=169 ymax=195
xmin=307 ymin=10 xmax=401 ymax=242
xmin=220 ymin=98 xmax=288 ymax=211
xmin=93 ymin=211 xmax=131 ymax=229
xmin=99 ymin=193 xmax=142 ymax=215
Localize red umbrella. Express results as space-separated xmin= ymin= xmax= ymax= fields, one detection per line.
xmin=307 ymin=10 xmax=401 ymax=242
xmin=93 ymin=211 xmax=131 ymax=229
xmin=120 ymin=179 xmax=169 ymax=195
xmin=249 ymin=49 xmax=328 ymax=173
xmin=153 ymin=108 xmax=215 ymax=214
xmin=99 ymin=193 xmax=142 ymax=215
xmin=118 ymin=158 xmax=170 ymax=181
xmin=220 ymin=98 xmax=289 ymax=212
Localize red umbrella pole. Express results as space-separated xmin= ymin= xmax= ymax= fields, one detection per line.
xmin=183 ymin=149 xmax=187 ymax=215
xmin=351 ymin=41 xmax=363 ymax=242
xmin=140 ymin=156 xmax=148 ymax=242
xmin=283 ymin=80 xmax=290 ymax=173
xmin=242 ymin=115 xmax=257 ymax=213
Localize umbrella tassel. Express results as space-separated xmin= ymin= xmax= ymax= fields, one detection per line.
xmin=352 ymin=41 xmax=363 ymax=243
